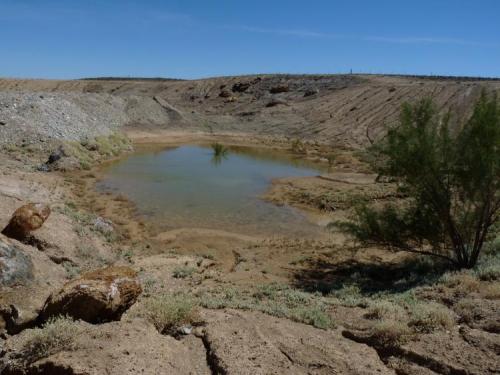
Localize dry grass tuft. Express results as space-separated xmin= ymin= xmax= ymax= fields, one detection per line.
xmin=365 ymin=300 xmax=407 ymax=321
xmin=408 ymin=302 xmax=455 ymax=333
xmin=370 ymin=320 xmax=412 ymax=347
xmin=19 ymin=316 xmax=80 ymax=364
xmin=441 ymin=272 xmax=481 ymax=293
xmin=140 ymin=293 xmax=199 ymax=335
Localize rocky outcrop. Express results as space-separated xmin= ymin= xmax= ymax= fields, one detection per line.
xmin=269 ymin=84 xmax=289 ymax=94
xmin=1 ymin=319 xmax=206 ymax=375
xmin=0 ymin=234 xmax=34 ymax=287
xmin=232 ymin=82 xmax=251 ymax=93
xmin=219 ymin=89 xmax=232 ymax=98
xmin=40 ymin=266 xmax=142 ymax=323
xmin=303 ymin=88 xmax=319 ymax=97
xmin=198 ymin=309 xmax=393 ymax=374
xmin=2 ymin=203 xmax=51 ymax=241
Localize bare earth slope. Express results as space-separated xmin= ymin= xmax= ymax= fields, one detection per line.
xmin=1 ymin=74 xmax=499 ymax=147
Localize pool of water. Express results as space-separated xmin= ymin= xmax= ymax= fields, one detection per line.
xmin=96 ymin=144 xmax=325 ymax=236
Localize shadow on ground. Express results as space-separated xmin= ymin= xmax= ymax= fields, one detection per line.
xmin=292 ymin=252 xmax=452 ymax=295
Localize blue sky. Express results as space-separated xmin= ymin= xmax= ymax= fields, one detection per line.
xmin=1 ymin=0 xmax=499 ymax=79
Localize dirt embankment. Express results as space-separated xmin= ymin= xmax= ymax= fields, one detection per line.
xmin=0 ymin=75 xmax=499 ymax=374
xmin=2 ymin=74 xmax=499 ymax=148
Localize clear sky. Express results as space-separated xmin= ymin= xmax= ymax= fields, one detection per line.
xmin=1 ymin=0 xmax=499 ymax=79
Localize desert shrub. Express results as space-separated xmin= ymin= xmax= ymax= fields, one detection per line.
xmin=19 ymin=316 xmax=80 ymax=364
xmin=370 ymin=320 xmax=412 ymax=347
xmin=329 ymin=284 xmax=368 ymax=307
xmin=336 ymin=93 xmax=500 ymax=269
xmin=453 ymin=299 xmax=482 ymax=324
xmin=408 ymin=302 xmax=455 ymax=333
xmin=290 ymin=138 xmax=306 ymax=154
xmin=440 ymin=272 xmax=481 ymax=292
xmin=172 ymin=265 xmax=196 ymax=279
xmin=482 ymin=282 xmax=500 ymax=299
xmin=197 ymin=283 xmax=333 ymax=329
xmin=141 ymin=293 xmax=199 ymax=334
xmin=474 ymin=252 xmax=500 ymax=281
xmin=91 ymin=132 xmax=131 ymax=157
xmin=366 ymin=300 xmax=407 ymax=321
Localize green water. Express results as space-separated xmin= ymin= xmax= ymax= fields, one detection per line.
xmin=97 ymin=145 xmax=325 ymax=236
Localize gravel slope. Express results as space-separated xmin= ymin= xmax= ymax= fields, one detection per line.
xmin=1 ymin=74 xmax=499 ymax=147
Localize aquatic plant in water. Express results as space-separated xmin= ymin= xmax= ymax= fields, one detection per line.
xmin=211 ymin=142 xmax=229 ymax=165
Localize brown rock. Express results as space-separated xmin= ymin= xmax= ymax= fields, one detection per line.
xmin=1 ymin=203 xmax=51 ymax=240
xmin=219 ymin=89 xmax=232 ymax=98
xmin=270 ymin=84 xmax=289 ymax=94
xmin=232 ymin=82 xmax=251 ymax=93
xmin=40 ymin=266 xmax=142 ymax=323
xmin=266 ymin=98 xmax=287 ymax=107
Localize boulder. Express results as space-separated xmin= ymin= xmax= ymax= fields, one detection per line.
xmin=0 ymin=234 xmax=34 ymax=287
xmin=218 ymin=89 xmax=232 ymax=98
xmin=47 ymin=145 xmax=67 ymax=164
xmin=40 ymin=266 xmax=142 ymax=323
xmin=304 ymin=88 xmax=319 ymax=97
xmin=1 ymin=203 xmax=51 ymax=241
xmin=232 ymin=82 xmax=251 ymax=93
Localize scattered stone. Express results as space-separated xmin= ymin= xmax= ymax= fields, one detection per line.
xmin=0 ymin=234 xmax=34 ymax=287
xmin=269 ymin=85 xmax=289 ymax=94
xmin=0 ymin=120 xmax=6 ymax=126
xmin=179 ymin=325 xmax=193 ymax=335
xmin=46 ymin=145 xmax=67 ymax=164
xmin=232 ymin=82 xmax=251 ymax=93
xmin=304 ymin=88 xmax=319 ymax=97
xmin=40 ymin=266 xmax=142 ymax=323
xmin=1 ymin=203 xmax=51 ymax=241
xmin=218 ymin=90 xmax=232 ymax=98
xmin=93 ymin=217 xmax=114 ymax=234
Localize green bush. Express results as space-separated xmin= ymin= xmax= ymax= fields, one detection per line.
xmin=172 ymin=265 xmax=196 ymax=279
xmin=337 ymin=93 xmax=500 ymax=269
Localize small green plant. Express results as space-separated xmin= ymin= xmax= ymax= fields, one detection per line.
xmin=141 ymin=294 xmax=199 ymax=334
xmin=326 ymin=152 xmax=337 ymax=167
xmin=62 ymin=261 xmax=80 ymax=279
xmin=172 ymin=265 xmax=196 ymax=279
xmin=329 ymin=284 xmax=367 ymax=307
xmin=197 ymin=283 xmax=334 ymax=329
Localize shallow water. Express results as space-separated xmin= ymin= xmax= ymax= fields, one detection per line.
xmin=97 ymin=145 xmax=326 ymax=236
